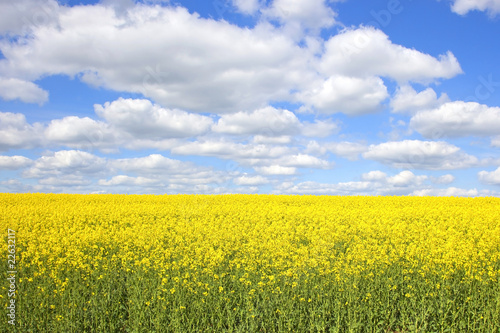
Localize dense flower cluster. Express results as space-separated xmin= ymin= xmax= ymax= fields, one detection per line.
xmin=1 ymin=194 xmax=499 ymax=332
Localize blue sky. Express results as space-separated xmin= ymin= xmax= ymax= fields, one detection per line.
xmin=1 ymin=0 xmax=500 ymax=195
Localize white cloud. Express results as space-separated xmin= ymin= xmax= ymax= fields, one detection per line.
xmin=449 ymin=0 xmax=500 ymax=16
xmin=411 ymin=187 xmax=481 ymax=197
xmin=254 ymin=165 xmax=297 ymax=175
xmin=492 ymin=136 xmax=500 ymax=147
xmin=0 ymin=77 xmax=49 ymax=104
xmin=431 ymin=174 xmax=455 ymax=184
xmin=299 ymin=76 xmax=388 ymax=115
xmin=0 ymin=5 xmax=311 ymax=113
xmin=95 ymin=98 xmax=212 ymax=138
xmin=276 ymin=170 xmax=429 ymax=195
xmin=387 ymin=170 xmax=427 ymax=187
xmin=231 ymin=0 xmax=261 ymax=15
xmin=45 ymin=116 xmax=117 ymax=150
xmin=233 ymin=175 xmax=269 ymax=185
xmin=171 ymin=140 xmax=290 ymax=160
xmin=23 ymin=150 xmax=107 ymax=178
xmin=252 ymin=135 xmax=293 ymax=144
xmin=320 ymin=26 xmax=462 ymax=83
xmin=276 ymin=153 xmax=330 ymax=169
xmin=410 ymin=101 xmax=500 ymax=139
xmin=324 ymin=141 xmax=368 ymax=161
xmin=300 ymin=119 xmax=338 ymax=138
xmin=213 ymin=106 xmax=300 ymax=136
xmin=263 ymin=0 xmax=337 ymax=39
xmin=478 ymin=167 xmax=500 ymax=185
xmin=38 ymin=175 xmax=91 ymax=186
xmin=98 ymin=175 xmax=159 ymax=186
xmin=0 ymin=112 xmax=43 ymax=151
xmin=390 ymin=85 xmax=449 ymax=115
xmin=361 ymin=170 xmax=387 ymax=181
xmin=363 ymin=140 xmax=479 ymax=170
xmin=110 ymin=154 xmax=190 ymax=174
xmin=0 ymin=155 xmax=33 ymax=169
xmin=0 ymin=0 xmax=60 ymax=34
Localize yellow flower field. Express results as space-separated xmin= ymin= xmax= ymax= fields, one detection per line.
xmin=1 ymin=193 xmax=500 ymax=332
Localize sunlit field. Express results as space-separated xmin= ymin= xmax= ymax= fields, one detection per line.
xmin=1 ymin=193 xmax=500 ymax=332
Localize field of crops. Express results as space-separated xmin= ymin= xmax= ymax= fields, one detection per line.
xmin=1 ymin=193 xmax=500 ymax=332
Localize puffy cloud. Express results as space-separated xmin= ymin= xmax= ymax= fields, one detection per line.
xmin=0 ymin=5 xmax=310 ymax=113
xmin=387 ymin=170 xmax=427 ymax=187
xmin=0 ymin=112 xmax=43 ymax=151
xmin=108 ymin=154 xmax=231 ymax=188
xmin=320 ymin=27 xmax=462 ymax=83
xmin=109 ymin=154 xmax=190 ymax=174
xmin=233 ymin=175 xmax=269 ymax=185
xmin=95 ymin=98 xmax=213 ymax=138
xmin=324 ymin=141 xmax=368 ymax=161
xmin=390 ymin=85 xmax=449 ymax=115
xmin=410 ymin=101 xmax=500 ymax=139
xmin=45 ymin=116 xmax=117 ymax=150
xmin=213 ymin=106 xmax=338 ymax=138
xmin=411 ymin=187 xmax=481 ymax=197
xmin=276 ymin=170 xmax=429 ymax=195
xmin=254 ymin=165 xmax=297 ymax=175
xmin=299 ymin=76 xmax=388 ymax=115
xmin=38 ymin=175 xmax=92 ymax=186
xmin=213 ymin=106 xmax=300 ymax=136
xmin=0 ymin=155 xmax=33 ymax=169
xmin=431 ymin=174 xmax=455 ymax=184
xmin=449 ymin=0 xmax=500 ymax=16
xmin=0 ymin=77 xmax=48 ymax=104
xmin=171 ymin=140 xmax=290 ymax=160
xmin=492 ymin=136 xmax=500 ymax=147
xmin=98 ymin=175 xmax=159 ymax=186
xmin=478 ymin=167 xmax=500 ymax=185
xmin=23 ymin=150 xmax=107 ymax=178
xmin=300 ymin=119 xmax=338 ymax=138
xmin=263 ymin=0 xmax=337 ymax=38
xmin=363 ymin=140 xmax=479 ymax=170
xmin=231 ymin=0 xmax=261 ymax=15
xmin=0 ymin=0 xmax=60 ymax=34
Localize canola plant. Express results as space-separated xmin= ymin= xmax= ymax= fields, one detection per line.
xmin=1 ymin=193 xmax=499 ymax=332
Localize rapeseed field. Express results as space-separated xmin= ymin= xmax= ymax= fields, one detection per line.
xmin=1 ymin=193 xmax=500 ymax=332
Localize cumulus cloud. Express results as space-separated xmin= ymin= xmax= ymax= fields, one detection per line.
xmin=391 ymin=85 xmax=449 ymax=115
xmin=0 ymin=155 xmax=33 ymax=169
xmin=23 ymin=150 xmax=107 ymax=178
xmin=492 ymin=136 xmax=500 ymax=147
xmin=213 ymin=106 xmax=300 ymax=136
xmin=263 ymin=0 xmax=337 ymax=38
xmin=98 ymin=175 xmax=159 ymax=186
xmin=411 ymin=187 xmax=481 ymax=197
xmin=324 ymin=142 xmax=368 ymax=161
xmin=44 ymin=116 xmax=117 ymax=150
xmin=231 ymin=0 xmax=261 ymax=15
xmin=254 ymin=165 xmax=297 ymax=175
xmin=0 ymin=77 xmax=49 ymax=104
xmin=478 ymin=167 xmax=500 ymax=185
xmin=233 ymin=175 xmax=269 ymax=185
xmin=95 ymin=98 xmax=213 ymax=138
xmin=363 ymin=140 xmax=479 ymax=170
xmin=431 ymin=174 xmax=455 ymax=184
xmin=449 ymin=0 xmax=500 ymax=16
xmin=0 ymin=112 xmax=43 ymax=151
xmin=276 ymin=170 xmax=430 ymax=195
xmin=410 ymin=101 xmax=500 ymax=139
xmin=0 ymin=0 xmax=60 ymax=35
xmin=0 ymin=5 xmax=311 ymax=113
xmin=320 ymin=26 xmax=462 ymax=83
xmin=299 ymin=76 xmax=388 ymax=115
